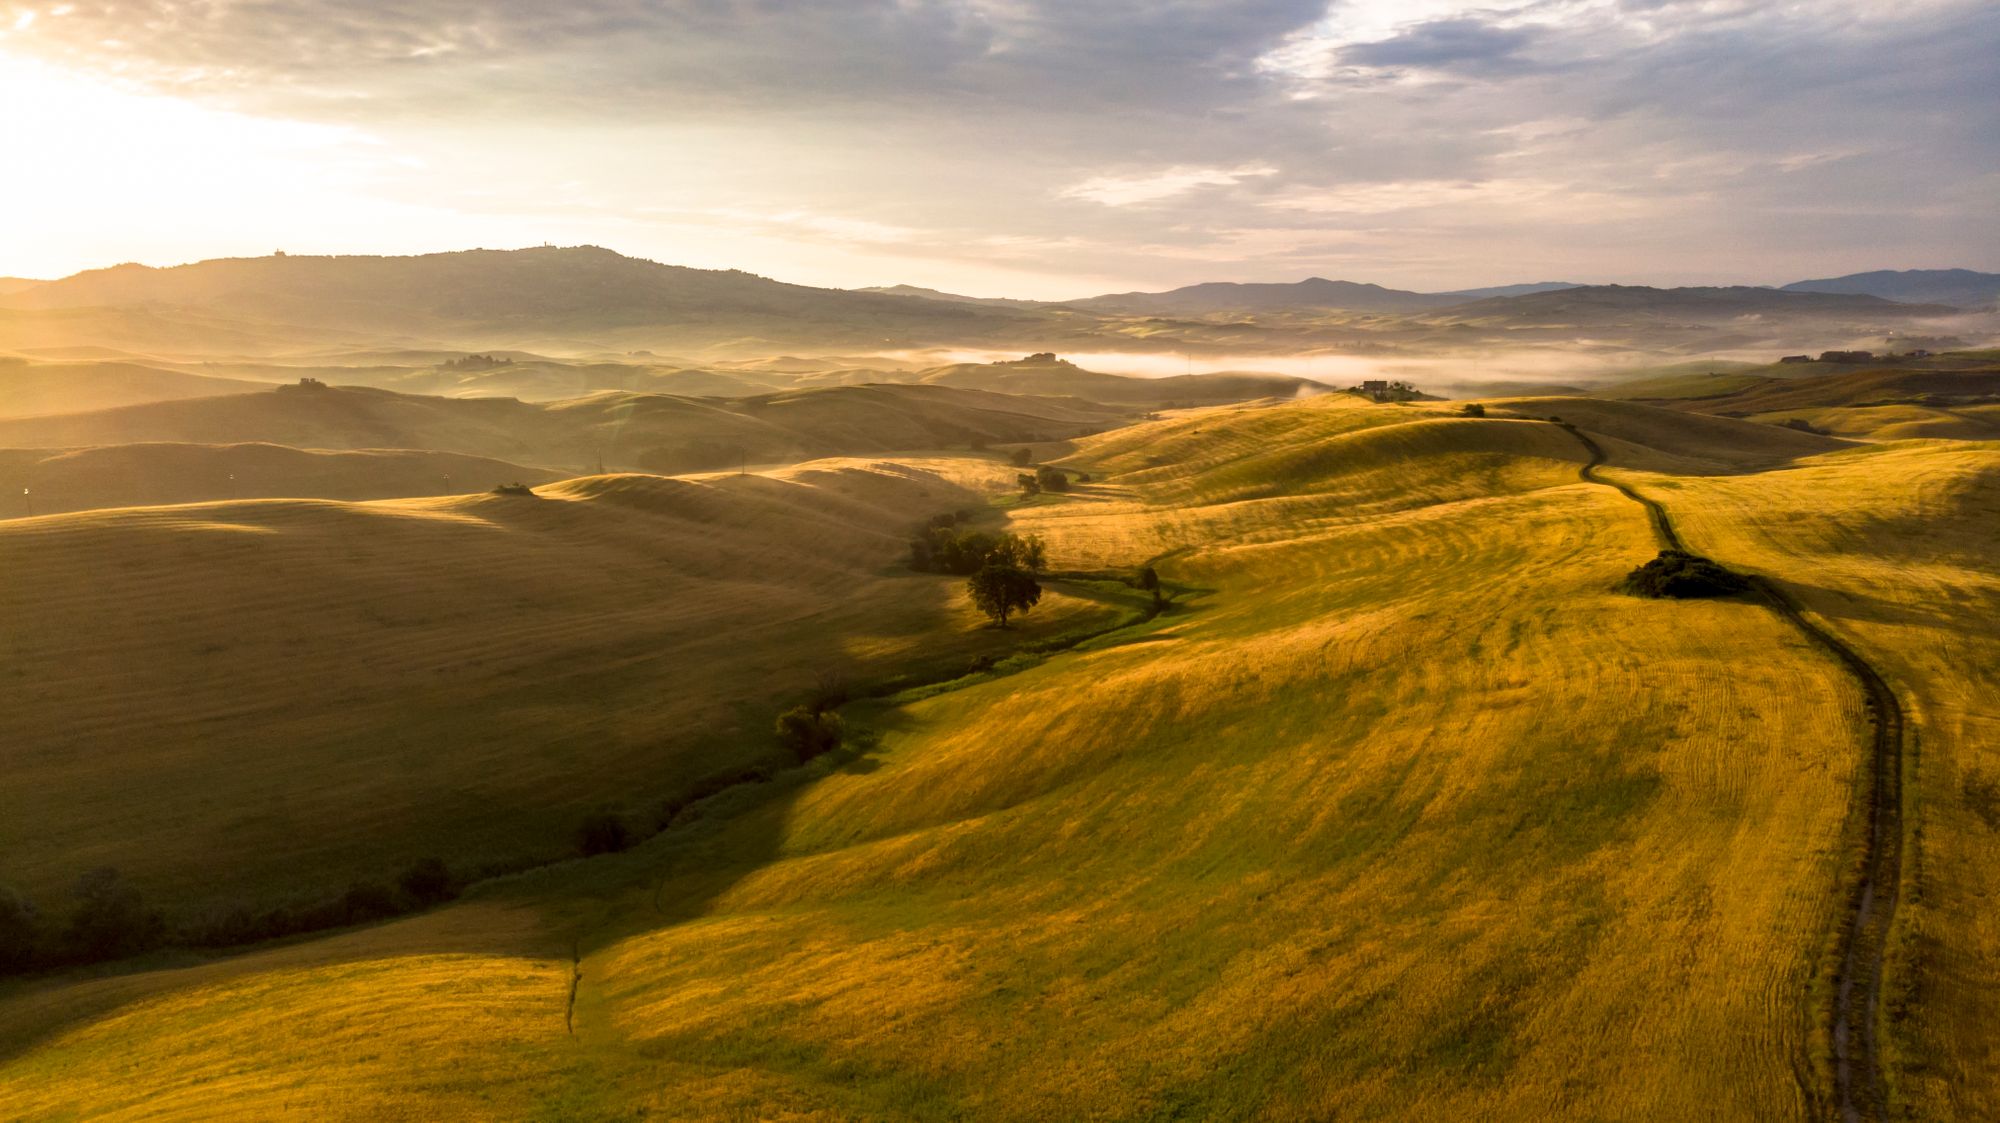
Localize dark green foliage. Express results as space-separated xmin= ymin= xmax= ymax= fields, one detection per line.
xmin=64 ymin=867 xmax=165 ymax=960
xmin=1620 ymin=550 xmax=1752 ymax=599
xmin=0 ymin=884 xmax=42 ymax=972
xmin=1461 ymin=403 xmax=1487 ymax=417
xmin=909 ymin=524 xmax=1046 ymax=575
xmin=577 ymin=809 xmax=632 ymax=856
xmin=1010 ymin=447 xmax=1033 ymax=466
xmin=969 ymin=563 xmax=1042 ymax=627
xmin=776 ymin=705 xmax=845 ymax=763
xmin=1035 ymin=465 xmax=1071 ymax=493
xmin=397 ymin=856 xmax=457 ymax=906
xmin=1017 ymin=472 xmax=1041 ymax=496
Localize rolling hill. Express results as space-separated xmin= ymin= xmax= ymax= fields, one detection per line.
xmin=1062 ymin=277 xmax=1462 ymax=315
xmin=910 ymin=353 xmax=1335 ymax=404
xmin=0 ymin=380 xmax=1131 ymax=474
xmin=0 ymin=247 xmax=1057 ymax=354
xmin=7 ymin=392 xmax=1994 ymax=1119
xmin=0 ymin=457 xmax=1133 ymax=918
xmin=0 ymin=358 xmax=270 ymax=418
xmin=1427 ymin=284 xmax=1962 ymax=326
xmin=0 ymin=443 xmax=565 ymax=518
xmin=1783 ymin=268 xmax=2000 ymax=309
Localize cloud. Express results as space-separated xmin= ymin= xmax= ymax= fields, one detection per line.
xmin=1060 ymin=165 xmax=1279 ymax=207
xmin=1337 ymin=18 xmax=1540 ymax=72
xmin=0 ymin=0 xmax=1994 ymax=291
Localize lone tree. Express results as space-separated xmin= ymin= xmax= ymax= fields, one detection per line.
xmin=969 ymin=562 xmax=1041 ymax=627
xmin=1138 ymin=565 xmax=1164 ymax=608
xmin=1461 ymin=403 xmax=1486 ymax=417
xmin=1035 ymin=465 xmax=1071 ymax=493
xmin=776 ymin=705 xmax=844 ymax=763
xmin=1017 ymin=472 xmax=1041 ymax=497
xmin=1010 ymin=447 xmax=1034 ymax=467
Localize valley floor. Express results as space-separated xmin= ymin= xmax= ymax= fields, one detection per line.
xmin=2 ymin=397 xmax=1996 ymax=1120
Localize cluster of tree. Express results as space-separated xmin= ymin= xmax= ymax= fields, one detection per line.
xmin=442 ymin=353 xmax=514 ymax=371
xmin=1620 ymin=550 xmax=1752 ymax=599
xmin=0 ymin=858 xmax=464 ymax=976
xmin=776 ymin=704 xmax=845 ymax=763
xmin=909 ymin=513 xmax=1046 ymax=575
xmin=491 ymin=482 xmax=539 ymax=496
xmin=1017 ymin=465 xmax=1073 ymax=497
xmin=1460 ymin=403 xmax=1487 ymax=417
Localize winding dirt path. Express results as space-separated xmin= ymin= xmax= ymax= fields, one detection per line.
xmin=1558 ymin=423 xmax=1905 ymax=1122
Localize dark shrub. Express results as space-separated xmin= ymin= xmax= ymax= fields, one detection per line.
xmin=1010 ymin=447 xmax=1033 ymax=466
xmin=492 ymin=482 xmax=537 ymax=497
xmin=1776 ymin=417 xmax=1829 ymax=435
xmin=577 ymin=809 xmax=632 ymax=856
xmin=64 ymin=868 xmax=164 ymax=960
xmin=336 ymin=880 xmax=402 ymax=924
xmin=776 ymin=705 xmax=844 ymax=763
xmin=397 ymin=857 xmax=456 ymax=906
xmin=1461 ymin=403 xmax=1487 ymax=417
xmin=0 ymin=885 xmax=42 ymax=972
xmin=1621 ymin=550 xmax=1752 ymax=599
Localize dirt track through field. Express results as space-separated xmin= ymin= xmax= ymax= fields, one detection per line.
xmin=1559 ymin=422 xmax=1905 ymax=1122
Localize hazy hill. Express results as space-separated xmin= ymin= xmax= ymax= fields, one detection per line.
xmin=1633 ymin=364 xmax=2000 ymax=416
xmin=1783 ymin=268 xmax=2000 ymax=309
xmin=1435 ymin=281 xmax=1582 ymax=300
xmin=0 ymin=278 xmax=45 ymax=296
xmin=0 ymin=358 xmax=269 ymax=418
xmin=0 ymin=380 xmax=1129 ymax=472
xmin=1063 ymin=277 xmax=1461 ymax=315
xmin=0 ymin=443 xmax=563 ymax=518
xmin=853 ymin=284 xmax=1044 ymax=309
xmin=912 ymin=353 xmax=1336 ymax=404
xmin=1428 ymin=284 xmax=1962 ymax=325
xmin=0 ymin=247 xmax=1051 ymax=352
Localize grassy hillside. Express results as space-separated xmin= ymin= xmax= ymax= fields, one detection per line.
xmin=12 ymin=394 xmax=1986 ymax=1119
xmin=0 ymin=358 xmax=269 ymax=418
xmin=1607 ymin=440 xmax=2000 ymax=1120
xmin=0 ymin=443 xmax=564 ymax=518
xmin=1614 ymin=361 xmax=2000 ymax=440
xmin=0 ymin=381 xmax=1130 ymax=474
xmin=0 ymin=457 xmax=1128 ymax=918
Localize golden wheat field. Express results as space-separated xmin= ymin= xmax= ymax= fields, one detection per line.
xmin=7 ymin=393 xmax=1991 ymax=1120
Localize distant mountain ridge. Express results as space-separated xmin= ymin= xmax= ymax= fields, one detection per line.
xmin=0 ymin=247 xmax=1048 ymax=352
xmin=1782 ymin=269 xmax=2000 ymax=309
xmin=1429 ymin=284 xmax=1962 ymax=324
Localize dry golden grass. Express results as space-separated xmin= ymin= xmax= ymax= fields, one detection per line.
xmin=2 ymin=400 xmax=1989 ymax=1120
xmin=1613 ymin=439 xmax=2000 ymax=1119
xmin=0 ymin=442 xmax=563 ymax=518
xmin=0 ymin=454 xmax=1116 ymax=914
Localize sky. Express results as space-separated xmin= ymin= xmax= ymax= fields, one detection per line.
xmin=0 ymin=0 xmax=1995 ymax=298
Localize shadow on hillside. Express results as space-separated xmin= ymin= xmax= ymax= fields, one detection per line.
xmin=0 ymin=487 xmax=1170 ymax=1064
